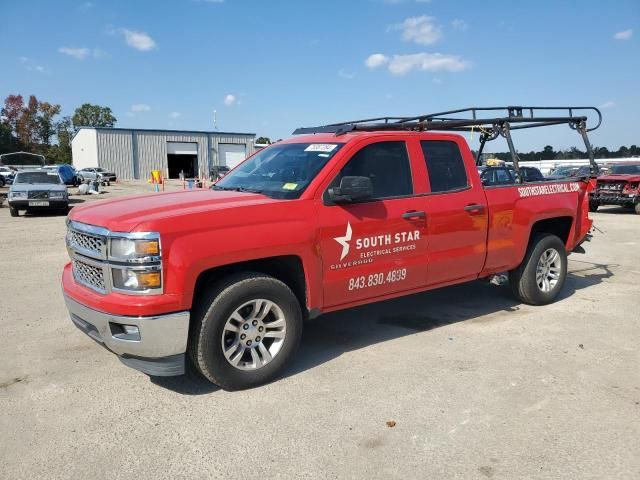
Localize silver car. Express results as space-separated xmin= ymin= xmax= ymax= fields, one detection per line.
xmin=7 ymin=170 xmax=69 ymax=217
xmin=77 ymin=167 xmax=117 ymax=184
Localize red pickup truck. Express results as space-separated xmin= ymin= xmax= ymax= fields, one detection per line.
xmin=62 ymin=107 xmax=598 ymax=390
xmin=590 ymin=163 xmax=640 ymax=214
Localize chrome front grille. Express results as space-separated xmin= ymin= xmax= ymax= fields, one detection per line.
xmin=597 ymin=182 xmax=624 ymax=195
xmin=72 ymin=259 xmax=106 ymax=292
xmin=66 ymin=220 xmax=163 ymax=296
xmin=28 ymin=190 xmax=49 ymax=199
xmin=67 ymin=229 xmax=106 ymax=259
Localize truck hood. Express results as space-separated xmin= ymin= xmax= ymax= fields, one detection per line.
xmin=69 ymin=189 xmax=280 ymax=232
xmin=598 ymin=174 xmax=640 ymax=182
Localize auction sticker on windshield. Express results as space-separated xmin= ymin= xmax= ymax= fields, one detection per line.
xmin=304 ymin=144 xmax=338 ymax=152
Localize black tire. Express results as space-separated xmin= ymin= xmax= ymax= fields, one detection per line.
xmin=189 ymin=272 xmax=303 ymax=391
xmin=510 ymin=233 xmax=568 ymax=306
xmin=0 ymin=177 xmax=5 ymax=187
xmin=588 ymin=200 xmax=599 ymax=213
xmin=9 ymin=206 xmax=19 ymax=217
xmin=635 ymin=203 xmax=640 ymax=215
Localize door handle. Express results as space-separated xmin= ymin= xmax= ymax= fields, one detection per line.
xmin=402 ymin=210 xmax=426 ymax=220
xmin=464 ymin=204 xmax=486 ymax=213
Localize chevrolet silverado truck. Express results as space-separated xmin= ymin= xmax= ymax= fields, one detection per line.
xmin=62 ymin=106 xmax=600 ymax=390
xmin=589 ymin=163 xmax=640 ymax=214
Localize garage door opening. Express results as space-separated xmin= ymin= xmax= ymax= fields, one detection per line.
xmin=167 ymin=142 xmax=198 ymax=179
xmin=219 ymin=143 xmax=247 ymax=169
xmin=167 ymin=154 xmax=197 ymax=179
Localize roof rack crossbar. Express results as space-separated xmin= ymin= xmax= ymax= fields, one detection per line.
xmin=292 ymin=106 xmax=602 ymax=179
xmin=293 ymin=106 xmax=602 ymax=136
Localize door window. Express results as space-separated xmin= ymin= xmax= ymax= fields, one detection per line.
xmin=420 ymin=141 xmax=468 ymax=192
xmin=327 ymin=141 xmax=412 ymax=201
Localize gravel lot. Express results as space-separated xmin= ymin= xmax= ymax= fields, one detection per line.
xmin=1 ymin=183 xmax=639 ymax=479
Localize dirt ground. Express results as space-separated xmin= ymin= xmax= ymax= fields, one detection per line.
xmin=0 ymin=182 xmax=639 ymax=479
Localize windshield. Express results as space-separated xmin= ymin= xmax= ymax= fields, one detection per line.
xmin=552 ymin=167 xmax=577 ymax=175
xmin=95 ymin=168 xmax=106 ymax=172
xmin=214 ymin=142 xmax=344 ymax=199
xmin=14 ymin=171 xmax=62 ymax=184
xmin=610 ymin=165 xmax=640 ymax=174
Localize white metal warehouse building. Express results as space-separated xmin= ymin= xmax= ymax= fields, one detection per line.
xmin=71 ymin=127 xmax=256 ymax=180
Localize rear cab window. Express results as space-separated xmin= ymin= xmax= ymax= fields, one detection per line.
xmin=420 ymin=140 xmax=468 ymax=193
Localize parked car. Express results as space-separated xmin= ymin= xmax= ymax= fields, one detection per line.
xmin=77 ymin=167 xmax=117 ymax=184
xmin=546 ymin=165 xmax=597 ymax=180
xmin=477 ymin=166 xmax=544 ymax=186
xmin=515 ymin=166 xmax=545 ymax=182
xmin=210 ymin=165 xmax=231 ymax=182
xmin=478 ymin=166 xmax=515 ymax=186
xmin=62 ymin=105 xmax=596 ymax=390
xmin=7 ymin=169 xmax=69 ymax=217
xmin=546 ymin=165 xmax=580 ymax=180
xmin=589 ymin=163 xmax=640 ymax=213
xmin=0 ymin=165 xmax=16 ymax=186
xmin=41 ymin=164 xmax=78 ymax=186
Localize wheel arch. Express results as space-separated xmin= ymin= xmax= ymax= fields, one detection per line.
xmin=529 ymin=216 xmax=574 ymax=246
xmin=191 ymin=255 xmax=308 ymax=315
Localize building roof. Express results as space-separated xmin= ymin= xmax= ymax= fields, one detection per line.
xmin=73 ymin=126 xmax=256 ymax=140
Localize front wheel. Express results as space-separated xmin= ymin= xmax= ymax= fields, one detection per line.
xmin=9 ymin=206 xmax=19 ymax=217
xmin=589 ymin=200 xmax=599 ymax=213
xmin=189 ymin=272 xmax=303 ymax=390
xmin=510 ymin=234 xmax=568 ymax=305
xmin=635 ymin=203 xmax=640 ymax=215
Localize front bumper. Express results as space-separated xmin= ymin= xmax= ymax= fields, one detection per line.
xmin=64 ymin=294 xmax=189 ymax=376
xmin=9 ymin=199 xmax=68 ymax=209
xmin=591 ymin=194 xmax=638 ymax=205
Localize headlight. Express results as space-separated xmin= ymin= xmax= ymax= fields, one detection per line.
xmin=110 ymin=237 xmax=160 ymax=260
xmin=49 ymin=191 xmax=66 ymax=199
xmin=9 ymin=191 xmax=27 ymax=199
xmin=112 ymin=268 xmax=162 ymax=292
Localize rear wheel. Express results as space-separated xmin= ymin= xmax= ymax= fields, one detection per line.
xmin=510 ymin=234 xmax=567 ymax=305
xmin=635 ymin=203 xmax=640 ymax=215
xmin=588 ymin=200 xmax=599 ymax=212
xmin=9 ymin=207 xmax=19 ymax=217
xmin=189 ymin=272 xmax=303 ymax=390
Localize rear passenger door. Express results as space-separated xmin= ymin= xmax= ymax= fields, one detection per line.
xmin=317 ymin=140 xmax=429 ymax=307
xmin=420 ymin=140 xmax=489 ymax=286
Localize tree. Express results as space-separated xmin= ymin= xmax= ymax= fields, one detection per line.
xmin=37 ymin=101 xmax=61 ymax=145
xmin=255 ymin=136 xmax=271 ymax=144
xmin=17 ymin=95 xmax=40 ymax=148
xmin=1 ymin=94 xmax=24 ymax=148
xmin=72 ymin=103 xmax=117 ymax=129
xmin=540 ymin=145 xmax=555 ymax=160
xmin=47 ymin=116 xmax=73 ymax=164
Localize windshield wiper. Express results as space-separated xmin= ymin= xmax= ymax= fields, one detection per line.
xmin=212 ymin=185 xmax=265 ymax=195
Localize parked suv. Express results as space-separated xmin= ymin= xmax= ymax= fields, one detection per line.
xmin=42 ymin=164 xmax=78 ymax=186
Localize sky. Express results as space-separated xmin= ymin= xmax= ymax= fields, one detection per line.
xmin=1 ymin=0 xmax=638 ymax=153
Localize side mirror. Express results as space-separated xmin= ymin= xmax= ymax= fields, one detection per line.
xmin=327 ymin=176 xmax=373 ymax=204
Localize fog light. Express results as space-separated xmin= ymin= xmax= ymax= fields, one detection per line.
xmin=109 ymin=323 xmax=141 ymax=340
xmin=123 ymin=325 xmax=139 ymax=335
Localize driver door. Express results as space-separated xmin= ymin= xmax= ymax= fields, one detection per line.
xmin=316 ymin=140 xmax=429 ymax=307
